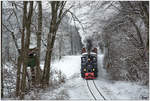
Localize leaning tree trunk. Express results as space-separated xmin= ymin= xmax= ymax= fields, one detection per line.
xmin=42 ymin=4 xmax=57 ymax=85
xmin=42 ymin=1 xmax=67 ymax=86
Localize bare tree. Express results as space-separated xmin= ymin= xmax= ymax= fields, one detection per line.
xmin=42 ymin=1 xmax=71 ymax=86
xmin=16 ymin=1 xmax=34 ymax=99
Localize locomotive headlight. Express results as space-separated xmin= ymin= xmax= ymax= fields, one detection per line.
xmin=82 ymin=57 xmax=85 ymax=61
xmin=84 ymin=68 xmax=86 ymax=71
xmin=93 ymin=68 xmax=95 ymax=71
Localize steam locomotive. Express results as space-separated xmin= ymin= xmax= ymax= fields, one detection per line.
xmin=81 ymin=47 xmax=98 ymax=79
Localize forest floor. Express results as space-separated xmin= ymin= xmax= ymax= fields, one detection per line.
xmin=31 ymin=55 xmax=149 ymax=100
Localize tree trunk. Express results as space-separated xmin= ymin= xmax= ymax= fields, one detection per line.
xmin=42 ymin=21 xmax=57 ymax=86
xmin=129 ymin=18 xmax=144 ymax=47
xmin=1 ymin=60 xmax=4 ymax=98
xmin=36 ymin=1 xmax=42 ymax=85
xmin=59 ymin=37 xmax=62 ymax=60
xmin=70 ymin=32 xmax=73 ymax=55
xmin=15 ymin=1 xmax=26 ymax=97
xmin=141 ymin=2 xmax=149 ymax=60
xmin=16 ymin=56 xmax=22 ymax=96
xmin=20 ymin=1 xmax=33 ymax=99
xmin=1 ymin=1 xmax=4 ymax=98
xmin=42 ymin=1 xmax=67 ymax=86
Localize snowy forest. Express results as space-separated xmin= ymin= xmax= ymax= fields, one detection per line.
xmin=1 ymin=1 xmax=149 ymax=100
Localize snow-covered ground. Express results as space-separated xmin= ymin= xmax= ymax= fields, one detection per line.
xmin=3 ymin=53 xmax=149 ymax=100
xmin=39 ymin=54 xmax=149 ymax=100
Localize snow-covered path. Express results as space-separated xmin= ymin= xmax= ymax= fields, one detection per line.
xmin=50 ymin=55 xmax=148 ymax=100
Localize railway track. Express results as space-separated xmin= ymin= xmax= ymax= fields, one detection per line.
xmin=86 ymin=80 xmax=106 ymax=100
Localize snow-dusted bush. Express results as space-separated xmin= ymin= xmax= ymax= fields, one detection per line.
xmin=23 ymin=69 xmax=67 ymax=100
xmin=50 ymin=69 xmax=66 ymax=88
xmin=3 ymin=63 xmax=17 ymax=98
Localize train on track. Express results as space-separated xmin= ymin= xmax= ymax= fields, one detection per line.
xmin=81 ymin=47 xmax=98 ymax=79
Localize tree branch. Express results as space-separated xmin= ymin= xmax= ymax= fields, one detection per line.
xmin=2 ymin=23 xmax=20 ymax=54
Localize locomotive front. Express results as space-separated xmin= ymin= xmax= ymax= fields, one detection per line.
xmin=81 ymin=48 xmax=98 ymax=79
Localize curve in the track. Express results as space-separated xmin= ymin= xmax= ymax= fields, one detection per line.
xmin=92 ymin=80 xmax=106 ymax=100
xmin=85 ymin=79 xmax=107 ymax=100
xmin=86 ymin=80 xmax=97 ymax=100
